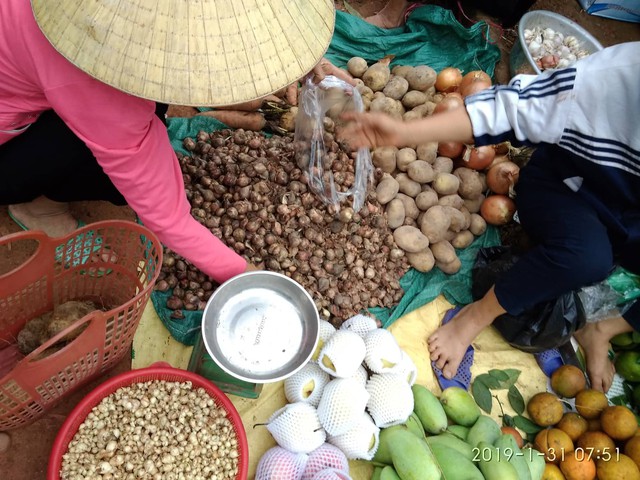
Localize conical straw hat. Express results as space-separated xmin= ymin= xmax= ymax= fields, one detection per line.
xmin=31 ymin=0 xmax=335 ymax=106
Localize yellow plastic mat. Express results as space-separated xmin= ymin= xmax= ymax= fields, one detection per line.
xmin=132 ymin=295 xmax=547 ymax=479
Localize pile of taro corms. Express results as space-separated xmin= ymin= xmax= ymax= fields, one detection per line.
xmin=156 ymin=57 xmax=525 ymax=326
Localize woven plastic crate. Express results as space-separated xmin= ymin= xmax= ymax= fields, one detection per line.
xmin=0 ymin=220 xmax=161 ymax=430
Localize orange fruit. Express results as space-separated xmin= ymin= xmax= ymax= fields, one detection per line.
xmin=528 ymin=392 xmax=564 ymax=426
xmin=586 ymin=417 xmax=601 ymax=432
xmin=501 ymin=426 xmax=524 ymax=448
xmin=543 ymin=463 xmax=566 ymax=479
xmin=626 ymin=436 xmax=640 ymax=470
xmin=575 ymin=389 xmax=608 ymax=419
xmin=560 ymin=450 xmax=596 ymax=480
xmin=535 ymin=428 xmax=574 ymax=464
xmin=557 ymin=412 xmax=589 ymax=442
xmin=576 ymin=431 xmax=616 ymax=460
xmin=596 ymin=453 xmax=640 ymax=480
xmin=600 ymin=405 xmax=638 ymax=441
xmin=551 ymin=365 xmax=587 ymax=399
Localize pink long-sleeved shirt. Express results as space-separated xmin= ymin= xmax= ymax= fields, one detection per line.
xmin=0 ymin=0 xmax=246 ymax=283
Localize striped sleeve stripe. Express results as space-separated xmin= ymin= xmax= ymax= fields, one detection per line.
xmin=560 ymin=135 xmax=640 ymax=177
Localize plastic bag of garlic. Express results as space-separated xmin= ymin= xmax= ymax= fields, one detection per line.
xmin=255 ymin=314 xmax=418 ymax=478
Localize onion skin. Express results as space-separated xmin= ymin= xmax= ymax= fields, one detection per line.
xmin=438 ymin=141 xmax=464 ymax=159
xmin=487 ymin=153 xmax=510 ymax=170
xmin=486 ymin=161 xmax=520 ymax=195
xmin=462 ymin=144 xmax=495 ymax=171
xmin=435 ymin=67 xmax=463 ymax=93
xmin=480 ymin=195 xmax=516 ymax=225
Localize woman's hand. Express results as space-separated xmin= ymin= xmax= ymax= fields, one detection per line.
xmin=338 ymin=111 xmax=406 ymax=149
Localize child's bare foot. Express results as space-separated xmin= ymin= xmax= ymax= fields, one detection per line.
xmin=574 ymin=321 xmax=617 ymax=393
xmin=8 ymin=197 xmax=78 ymax=237
xmin=365 ymin=0 xmax=411 ymax=28
xmin=428 ymin=302 xmax=493 ymax=379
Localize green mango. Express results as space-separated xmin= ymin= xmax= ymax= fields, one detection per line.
xmin=403 ymin=411 xmax=426 ymax=439
xmin=466 ymin=415 xmax=501 ymax=449
xmin=446 ymin=424 xmax=469 ymax=441
xmin=389 ymin=429 xmax=442 ymax=480
xmin=371 ymin=466 xmax=383 ymax=480
xmin=380 ymin=466 xmax=402 ymax=480
xmin=424 ymin=432 xmax=474 ymax=461
xmin=373 ymin=425 xmax=406 ymax=465
xmin=476 ymin=441 xmax=519 ymax=480
xmin=494 ymin=433 xmax=531 ymax=480
xmin=439 ymin=386 xmax=480 ymax=427
xmin=615 ymin=351 xmax=640 ymax=382
xmin=521 ymin=447 xmax=546 ymax=480
xmin=429 ymin=442 xmax=484 ymax=480
xmin=611 ymin=332 xmax=635 ymax=347
xmin=412 ymin=384 xmax=448 ymax=434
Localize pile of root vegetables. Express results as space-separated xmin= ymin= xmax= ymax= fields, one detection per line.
xmin=156 ymin=128 xmax=409 ymax=323
xmin=157 ymin=56 xmax=523 ymax=322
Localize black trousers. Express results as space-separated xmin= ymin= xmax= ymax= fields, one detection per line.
xmin=0 ymin=104 xmax=168 ymax=206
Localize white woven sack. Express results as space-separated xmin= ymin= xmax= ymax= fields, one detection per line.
xmin=363 ymin=328 xmax=403 ymax=374
xmin=366 ymin=373 xmax=414 ymax=428
xmin=317 ymin=378 xmax=369 ymax=436
xmin=339 ymin=314 xmax=378 ymax=338
xmin=313 ymin=320 xmax=337 ymax=361
xmin=327 ymin=411 xmax=380 ymax=461
xmin=350 ymin=365 xmax=369 ymax=388
xmin=267 ymin=402 xmax=326 ymax=453
xmin=255 ymin=446 xmax=309 ymax=480
xmin=285 ymin=362 xmax=331 ymax=407
xmin=318 ymin=330 xmax=366 ymax=378
xmin=301 ymin=443 xmax=349 ymax=480
xmin=395 ymin=350 xmax=418 ymax=386
xmin=313 ymin=469 xmax=353 ymax=480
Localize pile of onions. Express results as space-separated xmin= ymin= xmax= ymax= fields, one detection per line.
xmin=435 ymin=67 xmax=463 ymax=93
xmin=459 ymin=70 xmax=492 ymax=98
xmin=486 ymin=161 xmax=520 ymax=195
xmin=481 ymin=195 xmax=517 ymax=225
xmin=461 ymin=144 xmax=496 ymax=171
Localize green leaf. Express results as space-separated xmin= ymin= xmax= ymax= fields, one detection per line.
xmin=624 ymin=381 xmax=634 ymax=399
xmin=502 ymin=414 xmax=515 ymax=427
xmin=489 ymin=369 xmax=510 ymax=382
xmin=513 ymin=415 xmax=543 ymax=434
xmin=475 ymin=373 xmax=502 ymax=389
xmin=632 ymin=331 xmax=640 ymax=344
xmin=503 ymin=369 xmax=521 ymax=381
xmin=508 ymin=385 xmax=525 ymax=415
xmin=472 ymin=380 xmax=493 ymax=414
xmin=611 ymin=395 xmax=627 ymax=406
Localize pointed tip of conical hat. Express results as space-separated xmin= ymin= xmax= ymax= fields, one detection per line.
xmin=31 ymin=0 xmax=335 ymax=106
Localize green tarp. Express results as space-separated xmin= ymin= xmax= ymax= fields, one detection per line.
xmin=327 ymin=7 xmax=501 ymax=77
xmin=155 ymin=6 xmax=502 ymax=344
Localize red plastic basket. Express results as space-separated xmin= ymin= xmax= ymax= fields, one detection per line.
xmin=47 ymin=363 xmax=249 ymax=480
xmin=0 ymin=220 xmax=162 ymax=430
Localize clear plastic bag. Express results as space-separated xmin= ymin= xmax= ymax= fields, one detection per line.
xmin=294 ymin=76 xmax=373 ymax=212
xmin=578 ymin=266 xmax=640 ymax=323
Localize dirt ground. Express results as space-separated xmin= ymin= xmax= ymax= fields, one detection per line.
xmin=1 ymin=2 xmax=639 ymax=479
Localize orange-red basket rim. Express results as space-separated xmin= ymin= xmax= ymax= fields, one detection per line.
xmin=47 ymin=364 xmax=249 ymax=480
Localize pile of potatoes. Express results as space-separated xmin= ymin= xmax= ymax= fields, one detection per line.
xmin=346 ymin=56 xmax=489 ymax=274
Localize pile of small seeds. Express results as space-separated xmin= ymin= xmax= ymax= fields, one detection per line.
xmin=156 ymin=128 xmax=409 ymax=325
xmin=60 ymin=380 xmax=240 ymax=480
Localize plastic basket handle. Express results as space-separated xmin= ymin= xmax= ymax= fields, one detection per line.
xmin=21 ymin=309 xmax=106 ymax=365
xmin=0 ymin=229 xmax=54 ymax=280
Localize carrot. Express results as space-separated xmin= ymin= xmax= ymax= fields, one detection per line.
xmin=197 ymin=110 xmax=266 ymax=131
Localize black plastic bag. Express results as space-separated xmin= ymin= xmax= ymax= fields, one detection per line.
xmin=472 ymin=246 xmax=586 ymax=353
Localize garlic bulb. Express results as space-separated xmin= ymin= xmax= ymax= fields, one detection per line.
xmin=523 ymin=26 xmax=592 ymax=71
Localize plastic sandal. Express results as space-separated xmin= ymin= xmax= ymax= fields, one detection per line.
xmin=534 ymin=348 xmax=564 ymax=377
xmin=431 ymin=307 xmax=475 ymax=391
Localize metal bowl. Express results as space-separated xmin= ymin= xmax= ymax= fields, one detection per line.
xmin=201 ymin=271 xmax=319 ymax=383
xmin=510 ymin=10 xmax=603 ymax=77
